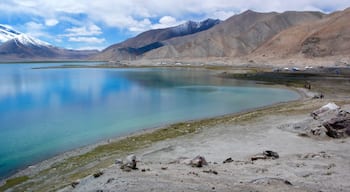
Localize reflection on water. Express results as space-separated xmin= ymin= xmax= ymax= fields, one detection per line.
xmin=0 ymin=63 xmax=299 ymax=178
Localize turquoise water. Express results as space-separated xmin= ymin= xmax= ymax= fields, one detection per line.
xmin=0 ymin=62 xmax=299 ymax=178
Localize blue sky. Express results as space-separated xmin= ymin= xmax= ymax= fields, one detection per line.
xmin=1 ymin=0 xmax=349 ymax=51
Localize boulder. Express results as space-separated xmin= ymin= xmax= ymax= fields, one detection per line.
xmin=323 ymin=117 xmax=350 ymax=138
xmin=190 ymin=155 xmax=208 ymax=167
xmin=311 ymin=102 xmax=339 ymax=119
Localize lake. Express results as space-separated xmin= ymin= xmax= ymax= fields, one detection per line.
xmin=0 ymin=62 xmax=299 ymax=179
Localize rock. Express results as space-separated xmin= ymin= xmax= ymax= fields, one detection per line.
xmin=190 ymin=155 xmax=208 ymax=167
xmin=71 ymin=180 xmax=80 ymax=188
xmin=106 ymin=178 xmax=115 ymax=184
xmin=115 ymin=159 xmax=123 ymax=164
xmin=223 ymin=157 xmax=234 ymax=164
xmin=203 ymin=169 xmax=218 ymax=175
xmin=93 ymin=170 xmax=104 ymax=178
xmin=323 ymin=117 xmax=350 ymax=138
xmin=311 ymin=102 xmax=339 ymax=119
xmin=251 ymin=154 xmax=267 ymax=161
xmin=250 ymin=177 xmax=292 ymax=185
xmin=300 ymin=151 xmax=330 ymax=159
xmin=251 ymin=150 xmax=279 ymax=161
xmin=120 ymin=154 xmax=138 ymax=170
xmin=263 ymin=150 xmax=279 ymax=159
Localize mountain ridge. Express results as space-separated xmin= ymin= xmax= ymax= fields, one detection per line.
xmin=0 ymin=24 xmax=99 ymax=61
xmin=94 ymin=8 xmax=350 ymax=66
xmin=92 ymin=18 xmax=221 ymax=61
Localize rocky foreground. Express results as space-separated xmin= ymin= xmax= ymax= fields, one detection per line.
xmin=58 ymin=96 xmax=350 ymax=192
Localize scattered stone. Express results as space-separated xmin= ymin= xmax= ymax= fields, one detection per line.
xmin=93 ymin=170 xmax=104 ymax=178
xmin=71 ymin=180 xmax=80 ymax=188
xmin=255 ymin=168 xmax=268 ymax=173
xmin=187 ymin=171 xmax=199 ymax=176
xmin=106 ymin=178 xmax=115 ymax=184
xmin=141 ymin=168 xmax=146 ymax=172
xmin=120 ymin=154 xmax=138 ymax=170
xmin=203 ymin=169 xmax=218 ymax=175
xmin=251 ymin=150 xmax=279 ymax=161
xmin=190 ymin=155 xmax=208 ymax=167
xmin=250 ymin=177 xmax=292 ymax=185
xmin=115 ymin=159 xmax=123 ymax=165
xmin=263 ymin=150 xmax=279 ymax=159
xmin=300 ymin=151 xmax=331 ymax=159
xmin=311 ymin=127 xmax=325 ymax=136
xmin=161 ymin=167 xmax=168 ymax=170
xmin=251 ymin=154 xmax=267 ymax=161
xmin=223 ymin=157 xmax=234 ymax=164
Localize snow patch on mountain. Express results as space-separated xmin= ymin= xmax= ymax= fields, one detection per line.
xmin=13 ymin=34 xmax=51 ymax=47
xmin=0 ymin=24 xmax=50 ymax=47
xmin=171 ymin=19 xmax=221 ymax=34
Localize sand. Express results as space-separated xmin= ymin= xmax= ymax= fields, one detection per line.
xmin=57 ymin=95 xmax=350 ymax=192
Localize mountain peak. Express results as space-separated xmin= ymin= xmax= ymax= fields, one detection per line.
xmin=172 ymin=18 xmax=220 ymax=34
xmin=0 ymin=24 xmax=21 ymax=44
xmin=13 ymin=34 xmax=51 ymax=47
xmin=0 ymin=24 xmax=50 ymax=47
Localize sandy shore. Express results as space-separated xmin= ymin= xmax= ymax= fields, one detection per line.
xmin=57 ymin=97 xmax=350 ymax=192
xmin=1 ymin=67 xmax=349 ymax=192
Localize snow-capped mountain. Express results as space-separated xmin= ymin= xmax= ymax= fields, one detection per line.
xmin=0 ymin=24 xmax=98 ymax=61
xmin=172 ymin=19 xmax=221 ymax=34
xmin=0 ymin=24 xmax=20 ymax=43
xmin=0 ymin=24 xmax=50 ymax=47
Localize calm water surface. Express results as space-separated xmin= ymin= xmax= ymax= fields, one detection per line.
xmin=0 ymin=62 xmax=299 ymax=178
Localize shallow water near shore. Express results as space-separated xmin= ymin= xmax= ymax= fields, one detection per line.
xmin=0 ymin=62 xmax=299 ymax=179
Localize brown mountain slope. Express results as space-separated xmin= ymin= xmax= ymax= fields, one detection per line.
xmin=251 ymin=8 xmax=350 ymax=59
xmin=143 ymin=10 xmax=325 ymax=59
xmin=93 ymin=19 xmax=220 ymax=61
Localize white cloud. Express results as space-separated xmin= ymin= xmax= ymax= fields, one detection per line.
xmin=24 ymin=21 xmax=50 ymax=38
xmin=45 ymin=19 xmax=59 ymax=26
xmin=2 ymin=0 xmax=350 ymax=33
xmin=75 ymin=46 xmax=105 ymax=51
xmin=68 ymin=37 xmax=105 ymax=43
xmin=65 ymin=24 xmax=102 ymax=37
xmin=151 ymin=16 xmax=183 ymax=29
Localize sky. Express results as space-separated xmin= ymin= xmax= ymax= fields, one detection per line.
xmin=1 ymin=0 xmax=349 ymax=51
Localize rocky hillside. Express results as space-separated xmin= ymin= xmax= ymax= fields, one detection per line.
xmin=94 ymin=8 xmax=350 ymax=63
xmin=93 ymin=19 xmax=220 ymax=61
xmin=251 ymin=8 xmax=350 ymax=59
xmin=142 ymin=10 xmax=325 ymax=59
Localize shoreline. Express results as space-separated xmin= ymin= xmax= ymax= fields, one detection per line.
xmin=1 ymin=67 xmax=349 ymax=191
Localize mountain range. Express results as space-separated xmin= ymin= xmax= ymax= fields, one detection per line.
xmin=1 ymin=7 xmax=349 ymax=63
xmin=93 ymin=8 xmax=350 ymax=64
xmin=93 ymin=19 xmax=221 ymax=60
xmin=0 ymin=24 xmax=98 ymax=61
